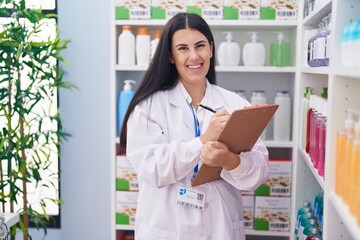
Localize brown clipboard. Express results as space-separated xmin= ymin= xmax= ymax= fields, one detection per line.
xmin=191 ymin=104 xmax=279 ymax=187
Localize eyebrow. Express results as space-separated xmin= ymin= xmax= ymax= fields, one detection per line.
xmin=175 ymin=40 xmax=207 ymax=48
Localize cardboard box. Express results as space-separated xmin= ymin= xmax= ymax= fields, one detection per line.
xmin=255 ymin=159 xmax=291 ymax=196
xmin=116 ymin=155 xmax=139 ymax=191
xmin=223 ymin=0 xmax=261 ymax=20
xmin=242 ymin=194 xmax=255 ymax=229
xmin=115 ymin=0 xmax=151 ymax=19
xmin=187 ymin=0 xmax=223 ymax=19
xmin=254 ymin=196 xmax=291 ymax=231
xmin=116 ymin=191 xmax=138 ymax=225
xmin=260 ymin=0 xmax=297 ymax=20
xmin=151 ymin=0 xmax=187 ymax=19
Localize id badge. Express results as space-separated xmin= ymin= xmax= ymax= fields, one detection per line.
xmin=176 ymin=185 xmax=206 ymax=211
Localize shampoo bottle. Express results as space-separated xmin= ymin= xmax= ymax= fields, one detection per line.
xmin=243 ymin=32 xmax=265 ymax=66
xmin=136 ymin=27 xmax=151 ymax=66
xmin=118 ymin=80 xmax=136 ymax=135
xmin=270 ymin=32 xmax=290 ymax=66
xmin=217 ymin=32 xmax=241 ymax=66
xmin=118 ymin=26 xmax=135 ymax=66
xmin=151 ymin=29 xmax=161 ymax=60
xmin=274 ymin=90 xmax=291 ymax=141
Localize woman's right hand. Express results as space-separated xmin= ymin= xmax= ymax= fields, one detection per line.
xmin=200 ymin=109 xmax=230 ymax=144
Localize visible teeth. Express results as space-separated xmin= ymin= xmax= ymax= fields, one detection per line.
xmin=189 ymin=65 xmax=201 ymax=69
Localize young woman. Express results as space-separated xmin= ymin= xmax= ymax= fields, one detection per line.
xmin=120 ymin=12 xmax=269 ymax=240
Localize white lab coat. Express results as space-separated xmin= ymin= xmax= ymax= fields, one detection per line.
xmin=126 ymin=80 xmax=269 ymax=240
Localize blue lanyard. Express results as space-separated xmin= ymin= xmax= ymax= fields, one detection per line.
xmin=189 ymin=103 xmax=200 ymax=174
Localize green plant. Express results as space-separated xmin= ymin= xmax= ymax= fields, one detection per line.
xmin=0 ymin=0 xmax=75 ymax=239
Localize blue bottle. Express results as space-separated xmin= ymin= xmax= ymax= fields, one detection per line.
xmin=118 ymin=79 xmax=136 ymax=135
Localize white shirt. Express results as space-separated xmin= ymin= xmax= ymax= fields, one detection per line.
xmin=126 ymin=80 xmax=269 ymax=240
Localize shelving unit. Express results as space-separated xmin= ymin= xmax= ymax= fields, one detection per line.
xmin=294 ymin=0 xmax=360 ymax=240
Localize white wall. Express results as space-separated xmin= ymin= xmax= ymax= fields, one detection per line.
xmin=23 ymin=0 xmax=113 ymax=239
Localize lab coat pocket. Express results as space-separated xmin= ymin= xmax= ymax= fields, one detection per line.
xmin=137 ymin=222 xmax=176 ymax=240
xmin=231 ymin=220 xmax=245 ymax=240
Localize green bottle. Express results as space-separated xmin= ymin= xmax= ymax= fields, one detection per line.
xmin=270 ymin=32 xmax=291 ymax=66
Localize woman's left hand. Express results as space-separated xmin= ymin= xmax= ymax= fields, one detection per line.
xmin=199 ymin=141 xmax=240 ymax=171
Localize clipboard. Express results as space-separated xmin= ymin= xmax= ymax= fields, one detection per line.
xmin=191 ymin=104 xmax=279 ymax=187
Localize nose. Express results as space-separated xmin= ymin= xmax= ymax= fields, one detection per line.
xmin=188 ymin=48 xmax=200 ymax=60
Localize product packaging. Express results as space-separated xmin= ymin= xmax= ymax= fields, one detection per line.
xmin=242 ymin=194 xmax=255 ymax=229
xmin=151 ymin=0 xmax=186 ymax=19
xmin=115 ymin=0 xmax=151 ymax=19
xmin=223 ymin=0 xmax=260 ymax=20
xmin=255 ymin=159 xmax=292 ymax=196
xmin=116 ymin=191 xmax=139 ymax=225
xmin=116 ymin=155 xmax=138 ymax=191
xmin=254 ymin=196 xmax=291 ymax=231
xmin=260 ymin=0 xmax=297 ymax=20
xmin=186 ymin=0 xmax=223 ymax=19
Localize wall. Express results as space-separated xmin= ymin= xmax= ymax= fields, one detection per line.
xmin=21 ymin=0 xmax=113 ymax=239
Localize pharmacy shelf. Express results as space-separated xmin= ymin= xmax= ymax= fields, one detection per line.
xmin=116 ymin=224 xmax=135 ymax=231
xmin=300 ymin=67 xmax=330 ymax=75
xmin=116 ymin=65 xmax=296 ymax=73
xmin=299 ymin=149 xmax=325 ymax=189
xmin=245 ymin=230 xmax=290 ymax=237
xmin=264 ymin=141 xmax=294 ymax=148
xmin=302 ymin=0 xmax=332 ymax=26
xmin=115 ymin=19 xmax=297 ymax=30
xmin=328 ymin=192 xmax=360 ymax=239
xmin=333 ymin=67 xmax=360 ymax=79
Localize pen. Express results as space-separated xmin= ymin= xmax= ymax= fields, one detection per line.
xmin=198 ymin=103 xmax=216 ymax=113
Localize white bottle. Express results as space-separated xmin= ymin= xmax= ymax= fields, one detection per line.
xmin=217 ymin=32 xmax=241 ymax=66
xmin=151 ymin=29 xmax=161 ymax=60
xmin=118 ymin=26 xmax=135 ymax=66
xmin=251 ymin=90 xmax=267 ymax=140
xmin=136 ymin=27 xmax=151 ymax=66
xmin=243 ymin=32 xmax=266 ymax=66
xmin=274 ymin=91 xmax=291 ymax=141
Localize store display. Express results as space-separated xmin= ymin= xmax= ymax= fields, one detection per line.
xmin=150 ymin=29 xmax=161 ymax=60
xmin=273 ymin=90 xmax=291 ymax=141
xmin=250 ymin=90 xmax=267 ymax=140
xmin=270 ymin=32 xmax=291 ymax=67
xmin=118 ymin=80 xmax=136 ymax=135
xmin=136 ymin=27 xmax=151 ymax=66
xmin=118 ymin=26 xmax=135 ymax=66
xmin=217 ymin=32 xmax=241 ymax=66
xmin=242 ymin=32 xmax=265 ymax=66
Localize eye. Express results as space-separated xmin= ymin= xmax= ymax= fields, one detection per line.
xmin=177 ymin=46 xmax=188 ymax=52
xmin=196 ymin=43 xmax=205 ymax=49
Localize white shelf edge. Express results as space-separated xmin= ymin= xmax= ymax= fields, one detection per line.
xmin=333 ymin=67 xmax=360 ymax=78
xmin=116 ymin=224 xmax=135 ymax=231
xmin=2 ymin=213 xmax=19 ymax=228
xmin=328 ymin=192 xmax=360 ymax=239
xmin=115 ymin=65 xmax=296 ymax=73
xmin=302 ymin=0 xmax=332 ymax=26
xmin=300 ymin=66 xmax=330 ymax=75
xmin=115 ymin=19 xmax=298 ymax=28
xmin=264 ymin=141 xmax=294 ymax=148
xmin=299 ymin=149 xmax=325 ymax=189
xmin=245 ymin=229 xmax=290 ymax=236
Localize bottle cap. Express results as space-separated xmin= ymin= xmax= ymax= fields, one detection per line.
xmin=222 ymin=31 xmax=234 ymax=42
xmin=154 ymin=29 xmax=161 ymax=39
xmin=122 ymin=26 xmax=131 ymax=31
xmin=252 ymin=90 xmax=266 ymax=97
xmin=137 ymin=27 xmax=150 ymax=36
xmin=123 ymin=80 xmax=136 ymax=91
xmin=276 ymin=90 xmax=290 ymax=97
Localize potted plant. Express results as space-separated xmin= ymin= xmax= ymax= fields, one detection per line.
xmin=0 ymin=0 xmax=74 ymax=239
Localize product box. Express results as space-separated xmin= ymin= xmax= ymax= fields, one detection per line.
xmin=115 ymin=0 xmax=151 ymax=20
xmin=116 ymin=155 xmax=138 ymax=191
xmin=151 ymin=0 xmax=187 ymax=19
xmin=254 ymin=196 xmax=291 ymax=231
xmin=260 ymin=0 xmax=297 ymax=20
xmin=255 ymin=159 xmax=292 ymax=196
xmin=223 ymin=0 xmax=260 ymax=20
xmin=242 ymin=194 xmax=255 ymax=229
xmin=187 ymin=0 xmax=223 ymax=19
xmin=116 ymin=191 xmax=139 ymax=225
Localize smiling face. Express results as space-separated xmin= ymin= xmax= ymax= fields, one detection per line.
xmin=170 ymin=28 xmax=213 ymax=90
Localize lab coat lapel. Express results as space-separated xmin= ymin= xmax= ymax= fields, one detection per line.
xmin=168 ymin=85 xmax=194 ymax=134
xmin=202 ymin=84 xmax=224 ymax=130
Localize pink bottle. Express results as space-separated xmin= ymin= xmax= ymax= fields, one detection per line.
xmin=306 ymin=95 xmax=316 ymax=153
xmin=318 ymin=101 xmax=327 ymax=177
xmin=313 ymin=98 xmax=325 ymax=169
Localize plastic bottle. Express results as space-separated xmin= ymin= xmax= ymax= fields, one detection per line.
xmin=136 ymin=27 xmax=151 ymax=66
xmin=312 ymin=97 xmax=325 ymax=169
xmin=306 ymin=95 xmax=316 ymax=153
xmin=118 ymin=80 xmax=136 ymax=135
xmin=217 ymin=32 xmax=241 ymax=66
xmin=295 ymin=201 xmax=312 ymax=237
xmin=150 ymin=29 xmax=161 ymax=60
xmin=317 ymin=101 xmax=327 ymax=178
xmin=356 ymin=21 xmax=360 ymax=66
xmin=118 ymin=26 xmax=135 ymax=66
xmin=349 ymin=120 xmax=360 ymax=216
xmin=243 ymin=32 xmax=265 ymax=66
xmin=340 ymin=22 xmax=351 ymax=66
xmin=324 ymin=14 xmax=331 ymax=66
xmin=302 ymin=87 xmax=314 ymax=150
xmin=335 ymin=113 xmax=355 ymax=199
xmin=250 ymin=90 xmax=267 ymax=140
xmin=233 ymin=90 xmax=247 ymax=100
xmin=347 ymin=21 xmax=358 ymax=67
xmin=273 ymin=90 xmax=291 ymax=141
xmin=270 ymin=32 xmax=290 ymax=66
xmin=305 ymin=227 xmax=321 ymax=240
